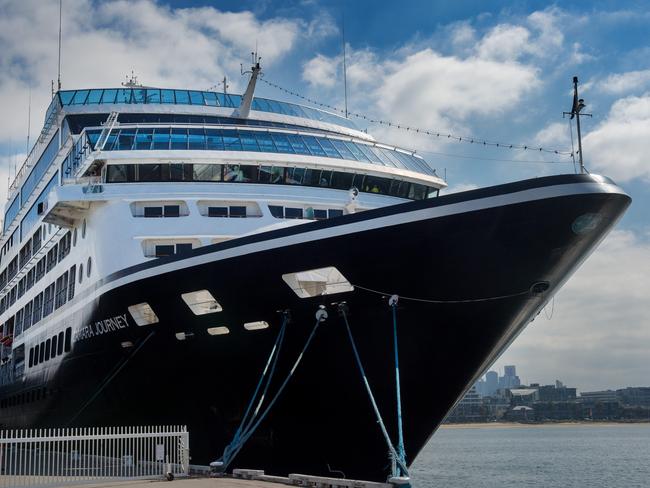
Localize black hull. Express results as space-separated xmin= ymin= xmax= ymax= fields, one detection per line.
xmin=0 ymin=174 xmax=631 ymax=481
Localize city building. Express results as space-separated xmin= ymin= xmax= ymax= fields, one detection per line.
xmin=616 ymin=387 xmax=650 ymax=407
xmin=579 ymin=390 xmax=619 ymax=403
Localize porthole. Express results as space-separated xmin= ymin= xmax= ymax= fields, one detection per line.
xmin=79 ymin=263 xmax=84 ymax=283
xmin=86 ymin=257 xmax=92 ymax=277
xmin=73 ymin=228 xmax=78 ymax=246
xmin=82 ymin=219 xmax=87 ymax=239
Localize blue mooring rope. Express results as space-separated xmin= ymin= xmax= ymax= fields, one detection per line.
xmin=217 ymin=311 xmax=325 ymax=470
xmin=219 ymin=313 xmax=288 ymax=467
xmin=390 ymin=296 xmax=407 ymax=475
xmin=338 ymin=303 xmax=409 ymax=478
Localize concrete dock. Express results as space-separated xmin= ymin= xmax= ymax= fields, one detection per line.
xmin=67 ymin=479 xmax=288 ymax=488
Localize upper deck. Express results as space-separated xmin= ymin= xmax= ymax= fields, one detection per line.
xmin=1 ymin=86 xmax=445 ymax=253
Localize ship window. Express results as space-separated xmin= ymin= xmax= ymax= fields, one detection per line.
xmin=79 ymin=263 xmax=83 ymax=283
xmin=64 ymin=327 xmax=72 ymax=352
xmin=208 ymin=206 xmax=228 ymax=217
xmin=155 ymin=245 xmax=175 ymax=257
xmin=285 ymin=208 xmax=303 ymax=219
xmin=229 ymin=206 xmax=246 ymax=218
xmin=45 ymin=339 xmax=51 ymax=361
xmin=314 ymin=209 xmax=327 ymax=220
xmin=87 ymin=257 xmax=92 ymax=277
xmin=181 ymin=289 xmax=222 ymax=315
xmin=100 ymin=89 xmax=117 ymax=104
xmin=146 ymin=89 xmax=161 ymax=103
xmin=328 ymin=209 xmax=344 ymax=218
xmin=282 ymin=266 xmax=354 ymax=298
xmin=32 ymin=292 xmax=43 ymax=324
xmin=164 ymin=205 xmax=180 ymax=217
xmin=128 ymin=302 xmax=160 ymax=326
xmin=34 ymin=345 xmax=39 ymax=365
xmin=161 ymin=89 xmax=175 ymax=104
xmin=58 ymin=331 xmax=64 ymax=355
xmin=244 ymin=321 xmax=269 ymax=331
xmin=82 ymin=219 xmax=87 ymax=238
xmin=144 ymin=207 xmax=163 ymax=218
xmin=269 ymin=205 xmax=284 ymax=218
xmin=176 ymin=243 xmax=193 ymax=255
xmin=68 ymin=265 xmax=76 ymax=300
xmin=52 ymin=334 xmax=58 ymax=357
xmin=39 ymin=342 xmax=45 ymax=363
xmin=207 ymin=326 xmax=230 ymax=336
xmin=193 ymin=164 xmax=222 ymax=181
xmin=174 ymin=90 xmax=190 ymax=104
xmin=29 ymin=348 xmax=34 ymax=367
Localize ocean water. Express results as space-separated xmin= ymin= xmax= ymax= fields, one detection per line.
xmin=410 ymin=424 xmax=650 ymax=488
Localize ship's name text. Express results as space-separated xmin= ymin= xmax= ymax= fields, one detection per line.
xmin=74 ymin=314 xmax=130 ymax=342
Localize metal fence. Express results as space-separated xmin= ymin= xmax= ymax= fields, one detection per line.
xmin=0 ymin=425 xmax=189 ymax=487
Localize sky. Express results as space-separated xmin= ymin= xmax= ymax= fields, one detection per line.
xmin=0 ymin=0 xmax=648 ymax=391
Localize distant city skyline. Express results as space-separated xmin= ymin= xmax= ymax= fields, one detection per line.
xmin=476 ymin=364 xmax=649 ymax=394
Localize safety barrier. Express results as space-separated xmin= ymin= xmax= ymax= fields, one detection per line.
xmin=0 ymin=425 xmax=189 ymax=487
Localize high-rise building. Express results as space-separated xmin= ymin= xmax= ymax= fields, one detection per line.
xmin=485 ymin=371 xmax=499 ymax=396
xmin=501 ymin=365 xmax=521 ymax=389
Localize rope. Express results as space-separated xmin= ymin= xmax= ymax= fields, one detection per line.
xmin=338 ymin=303 xmax=409 ymax=477
xmin=221 ymin=312 xmax=289 ymax=466
xmin=390 ymin=296 xmax=407 ymax=475
xmin=352 ymin=283 xmax=531 ymax=304
xmin=260 ymin=77 xmax=573 ymax=157
xmin=216 ymin=311 xmax=325 ymax=470
xmin=68 ymin=331 xmax=155 ymax=425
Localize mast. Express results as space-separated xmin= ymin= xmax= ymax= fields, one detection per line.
xmin=565 ymin=76 xmax=591 ymax=174
xmin=342 ymin=11 xmax=349 ymax=118
xmin=236 ymin=52 xmax=262 ymax=119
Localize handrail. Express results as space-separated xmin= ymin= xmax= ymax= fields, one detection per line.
xmin=7 ymin=97 xmax=63 ymax=202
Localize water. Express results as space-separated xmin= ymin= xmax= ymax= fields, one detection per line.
xmin=410 ymin=424 xmax=650 ymax=488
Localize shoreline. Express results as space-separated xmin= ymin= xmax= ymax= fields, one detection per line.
xmin=440 ymin=420 xmax=650 ymax=429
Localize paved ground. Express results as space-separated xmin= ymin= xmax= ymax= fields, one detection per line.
xmin=1 ymin=477 xmax=288 ymax=488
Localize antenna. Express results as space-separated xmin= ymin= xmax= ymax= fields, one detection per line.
xmin=27 ymin=87 xmax=32 ymax=155
xmin=222 ymin=76 xmax=229 ymax=95
xmin=341 ymin=9 xmax=349 ymax=119
xmin=57 ymin=0 xmax=63 ymax=91
xmin=122 ymin=70 xmax=142 ymax=87
xmin=563 ymin=76 xmax=591 ymax=174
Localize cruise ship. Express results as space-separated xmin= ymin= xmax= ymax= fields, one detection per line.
xmin=0 ymin=64 xmax=630 ymax=482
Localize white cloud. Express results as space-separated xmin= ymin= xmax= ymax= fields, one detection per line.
xmin=372 ymin=49 xmax=539 ymax=149
xmin=302 ymin=54 xmax=338 ymax=88
xmin=476 ymin=24 xmax=531 ymax=62
xmin=583 ymin=93 xmax=650 ymax=182
xmin=0 ymin=0 xmax=307 ymax=146
xmin=495 ymin=229 xmax=650 ymax=391
xmin=534 ymin=121 xmax=572 ymax=150
xmin=598 ymin=70 xmax=650 ymax=95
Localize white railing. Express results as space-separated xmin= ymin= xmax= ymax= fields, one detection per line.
xmin=0 ymin=425 xmax=189 ymax=487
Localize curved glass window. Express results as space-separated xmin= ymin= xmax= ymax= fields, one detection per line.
xmin=87 ymin=128 xmax=435 ymax=176
xmin=104 ymin=163 xmax=439 ymax=201
xmin=57 ymin=88 xmax=358 ymax=129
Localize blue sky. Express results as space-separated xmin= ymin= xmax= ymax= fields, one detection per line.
xmin=0 ymin=0 xmax=648 ymax=390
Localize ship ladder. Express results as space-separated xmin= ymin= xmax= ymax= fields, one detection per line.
xmin=337 ymin=300 xmax=410 ymax=483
